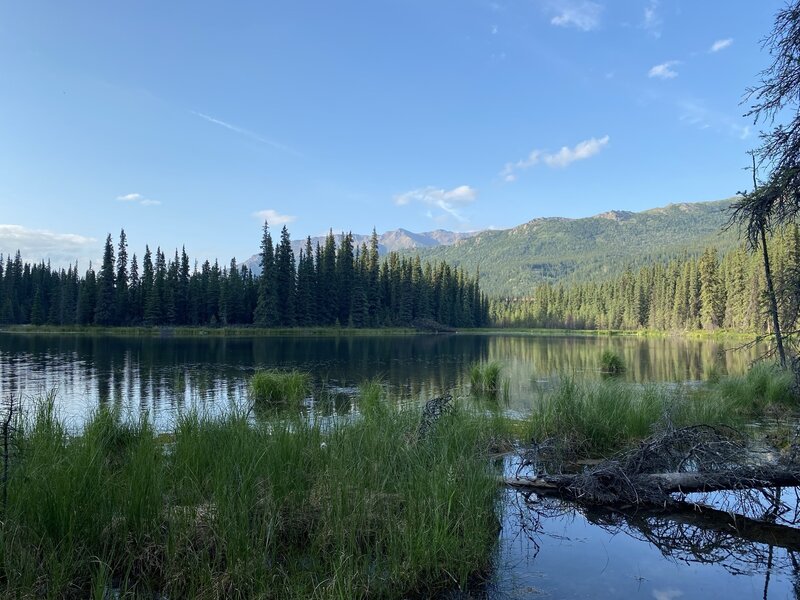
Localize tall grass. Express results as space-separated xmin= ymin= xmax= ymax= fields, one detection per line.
xmin=249 ymin=369 xmax=310 ymax=405
xmin=470 ymin=361 xmax=504 ymax=397
xmin=1 ymin=387 xmax=500 ymax=599
xmin=599 ymin=350 xmax=625 ymax=375
xmin=529 ymin=378 xmax=666 ymax=455
xmin=528 ymin=363 xmax=798 ymax=457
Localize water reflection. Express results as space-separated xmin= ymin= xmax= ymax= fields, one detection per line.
xmin=0 ymin=333 xmax=763 ymax=428
xmin=500 ymin=481 xmax=800 ymax=599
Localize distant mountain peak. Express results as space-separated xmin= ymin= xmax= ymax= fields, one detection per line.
xmin=242 ymin=227 xmax=480 ymax=274
xmin=597 ymin=210 xmax=634 ymax=221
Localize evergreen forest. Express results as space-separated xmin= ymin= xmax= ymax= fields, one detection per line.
xmin=0 ymin=224 xmax=488 ymax=329
xmin=491 ymin=225 xmax=800 ymax=334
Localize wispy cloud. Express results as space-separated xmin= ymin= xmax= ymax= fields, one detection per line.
xmin=0 ymin=225 xmax=98 ymax=267
xmin=678 ymin=99 xmax=751 ymax=139
xmin=191 ymin=111 xmax=299 ymax=156
xmin=252 ymin=209 xmax=297 ymax=226
xmin=548 ymin=0 xmax=603 ymax=31
xmin=116 ymin=193 xmax=142 ymax=202
xmin=710 ymin=38 xmax=733 ymax=53
xmin=501 ymin=135 xmax=610 ymax=181
xmin=116 ymin=193 xmax=160 ymax=207
xmin=648 ymin=60 xmax=680 ymax=79
xmin=641 ymin=0 xmax=662 ymax=37
xmin=394 ymin=185 xmax=477 ymax=223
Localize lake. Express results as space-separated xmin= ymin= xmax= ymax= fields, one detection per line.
xmin=1 ymin=330 xmax=794 ymax=599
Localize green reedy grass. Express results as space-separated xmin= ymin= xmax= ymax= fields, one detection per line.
xmin=528 ymin=363 xmax=798 ymax=457
xmin=249 ymin=369 xmax=310 ymax=405
xmin=469 ymin=361 xmax=504 ymax=397
xmin=1 ymin=387 xmax=500 ymax=599
xmin=599 ymin=350 xmax=625 ymax=375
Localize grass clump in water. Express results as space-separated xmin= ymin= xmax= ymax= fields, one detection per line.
xmin=528 ymin=362 xmax=798 ymax=458
xmin=529 ymin=378 xmax=665 ymax=456
xmin=249 ymin=369 xmax=310 ymax=405
xmin=470 ymin=361 xmax=504 ymax=397
xmin=1 ymin=387 xmax=500 ymax=599
xmin=599 ymin=350 xmax=625 ymax=375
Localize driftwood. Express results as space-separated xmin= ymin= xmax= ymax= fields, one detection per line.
xmin=504 ymin=467 xmax=800 ymax=504
xmin=509 ymin=424 xmax=800 ymax=506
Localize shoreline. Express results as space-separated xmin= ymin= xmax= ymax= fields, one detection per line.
xmin=0 ymin=324 xmax=759 ymax=341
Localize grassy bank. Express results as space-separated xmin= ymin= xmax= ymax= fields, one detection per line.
xmin=1 ymin=393 xmax=500 ymax=599
xmin=0 ymin=325 xmax=422 ymax=338
xmin=3 ymin=324 xmax=759 ymax=341
xmin=528 ymin=363 xmax=797 ymax=457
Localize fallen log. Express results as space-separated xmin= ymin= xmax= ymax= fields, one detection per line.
xmin=594 ymin=501 xmax=800 ymax=552
xmin=503 ymin=466 xmax=800 ymax=504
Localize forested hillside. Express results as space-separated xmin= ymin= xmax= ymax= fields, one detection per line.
xmin=243 ymin=228 xmax=478 ymax=273
xmin=0 ymin=226 xmax=488 ymax=329
xmin=491 ymin=225 xmax=800 ymax=334
xmin=409 ymin=199 xmax=739 ymax=297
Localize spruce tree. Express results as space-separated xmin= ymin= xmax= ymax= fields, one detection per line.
xmin=94 ymin=234 xmax=116 ymax=326
xmin=115 ymin=229 xmax=129 ymax=325
xmin=254 ymin=222 xmax=278 ymax=326
xmin=275 ymin=225 xmax=296 ymax=326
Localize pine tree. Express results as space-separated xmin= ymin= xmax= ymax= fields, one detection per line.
xmin=254 ymin=222 xmax=278 ymax=326
xmin=94 ymin=234 xmax=116 ymax=326
xmin=275 ymin=225 xmax=296 ymax=326
xmin=115 ymin=229 xmax=129 ymax=325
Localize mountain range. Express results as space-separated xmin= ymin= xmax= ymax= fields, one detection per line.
xmin=243 ymin=229 xmax=479 ymax=273
xmin=244 ymin=198 xmax=743 ymax=297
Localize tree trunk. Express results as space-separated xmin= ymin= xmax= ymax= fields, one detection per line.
xmin=760 ymin=222 xmax=787 ymax=368
xmin=504 ymin=467 xmax=800 ymax=501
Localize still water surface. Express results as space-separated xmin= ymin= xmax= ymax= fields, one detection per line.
xmin=0 ymin=331 xmax=793 ymax=599
xmin=0 ymin=332 xmax=760 ymax=426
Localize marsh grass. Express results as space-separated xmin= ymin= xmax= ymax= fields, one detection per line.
xmin=1 ymin=387 xmax=500 ymax=599
xmin=249 ymin=369 xmax=310 ymax=405
xmin=599 ymin=350 xmax=625 ymax=375
xmin=528 ymin=363 xmax=798 ymax=457
xmin=470 ymin=361 xmax=504 ymax=397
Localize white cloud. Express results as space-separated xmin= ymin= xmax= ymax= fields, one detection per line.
xmin=394 ymin=185 xmax=477 ymax=222
xmin=116 ymin=192 xmax=160 ymax=207
xmin=501 ymin=135 xmax=610 ymax=181
xmin=116 ymin=193 xmax=142 ymax=202
xmin=641 ymin=0 xmax=662 ymax=37
xmin=710 ymin=38 xmax=733 ymax=53
xmin=648 ymin=60 xmax=680 ymax=79
xmin=191 ymin=111 xmax=299 ymax=156
xmin=548 ymin=1 xmax=602 ymax=31
xmin=653 ymin=590 xmax=683 ymax=600
xmin=252 ymin=209 xmax=297 ymax=225
xmin=0 ymin=225 xmax=98 ymax=267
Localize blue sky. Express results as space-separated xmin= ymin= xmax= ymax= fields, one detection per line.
xmin=0 ymin=1 xmax=785 ymax=266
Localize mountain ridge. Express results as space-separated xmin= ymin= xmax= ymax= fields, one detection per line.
xmin=243 ymin=198 xmax=741 ymax=296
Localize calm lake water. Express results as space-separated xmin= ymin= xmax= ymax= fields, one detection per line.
xmin=0 ymin=331 xmax=794 ymax=599
xmin=0 ymin=331 xmax=761 ymax=427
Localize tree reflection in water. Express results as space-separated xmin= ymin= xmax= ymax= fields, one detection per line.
xmin=510 ymin=487 xmax=800 ymax=599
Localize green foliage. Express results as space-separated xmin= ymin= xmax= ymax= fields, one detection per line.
xmin=528 ymin=363 xmax=797 ymax=456
xmin=411 ymin=199 xmax=738 ymax=297
xmin=492 ymin=224 xmax=800 ymax=335
xmin=2 ymin=225 xmax=487 ymax=330
xmin=249 ymin=369 xmax=310 ymax=405
xmin=599 ymin=350 xmax=625 ymax=374
xmin=1 ymin=390 xmax=500 ymax=598
xmin=528 ymin=378 xmax=666 ymax=456
xmin=470 ymin=361 xmax=504 ymax=397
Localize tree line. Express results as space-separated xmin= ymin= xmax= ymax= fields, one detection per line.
xmin=490 ymin=225 xmax=800 ymax=333
xmin=0 ymin=224 xmax=489 ymax=329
